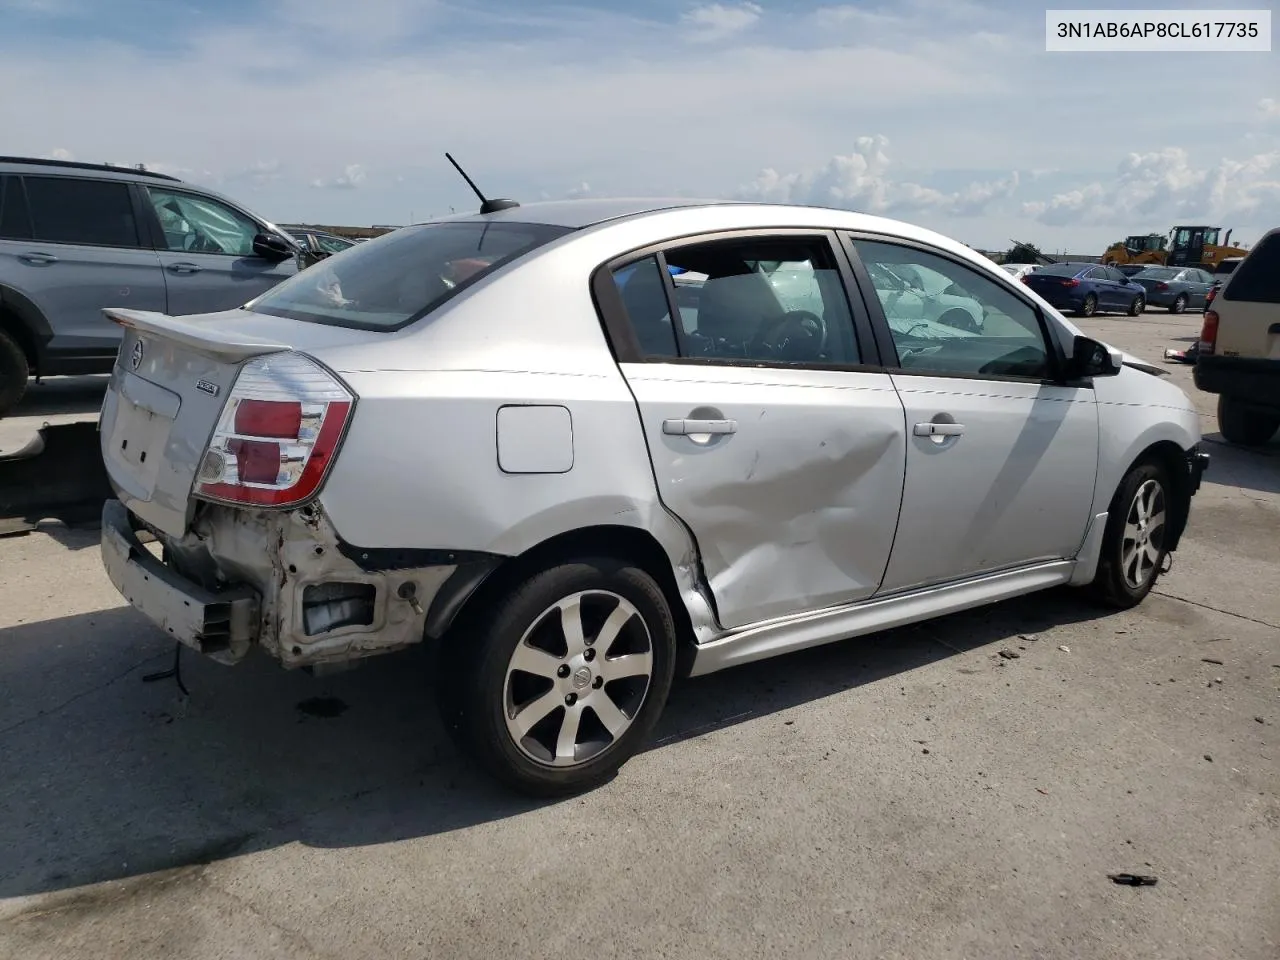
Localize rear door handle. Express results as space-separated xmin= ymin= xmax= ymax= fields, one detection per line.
xmin=167 ymin=262 xmax=202 ymax=274
xmin=18 ymin=252 xmax=58 ymax=265
xmin=913 ymin=422 xmax=965 ymax=437
xmin=663 ymin=418 xmax=738 ymax=436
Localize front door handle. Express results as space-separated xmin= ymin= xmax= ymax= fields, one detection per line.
xmin=913 ymin=422 xmax=965 ymax=437
xmin=663 ymin=418 xmax=738 ymax=436
xmin=18 ymin=252 xmax=58 ymax=265
xmin=167 ymin=262 xmax=202 ymax=274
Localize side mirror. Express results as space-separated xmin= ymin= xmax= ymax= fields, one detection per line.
xmin=252 ymin=233 xmax=294 ymax=262
xmin=1067 ymin=335 xmax=1122 ymax=379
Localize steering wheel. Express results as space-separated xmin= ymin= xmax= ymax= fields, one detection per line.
xmin=753 ymin=309 xmax=826 ymax=361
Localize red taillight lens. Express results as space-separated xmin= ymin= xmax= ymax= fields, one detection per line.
xmin=1062 ymin=278 xmax=1080 ymax=287
xmin=1155 ymin=282 xmax=1169 ymax=291
xmin=1020 ymin=276 xmax=1030 ymax=284
xmin=234 ymin=399 xmax=302 ymax=438
xmin=1206 ymin=287 xmax=1217 ymax=306
xmin=195 ymin=353 xmax=355 ymax=508
xmin=1199 ymin=310 xmax=1219 ymax=355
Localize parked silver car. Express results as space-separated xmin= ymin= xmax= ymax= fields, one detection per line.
xmin=97 ymin=198 xmax=1209 ymax=795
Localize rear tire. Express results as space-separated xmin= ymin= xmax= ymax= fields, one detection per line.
xmin=438 ymin=557 xmax=677 ymax=796
xmin=1076 ymin=294 xmax=1097 ymax=318
xmin=0 ymin=327 xmax=31 ymax=419
xmin=1088 ymin=460 xmax=1172 ymax=609
xmin=1169 ymin=293 xmax=1188 ymax=314
xmin=1217 ymin=395 xmax=1280 ymax=447
xmin=1128 ymin=295 xmax=1145 ymax=317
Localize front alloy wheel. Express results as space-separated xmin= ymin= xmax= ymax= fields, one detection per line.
xmin=1119 ymin=478 xmax=1166 ymax=591
xmin=1078 ymin=294 xmax=1098 ymax=317
xmin=1088 ymin=461 xmax=1172 ymax=608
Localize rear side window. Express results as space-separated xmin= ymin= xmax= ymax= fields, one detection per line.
xmin=1223 ymin=235 xmax=1280 ymax=304
xmin=23 ymin=176 xmax=140 ymax=247
xmin=247 ymin=220 xmax=572 ymax=330
xmin=0 ymin=176 xmax=33 ymax=240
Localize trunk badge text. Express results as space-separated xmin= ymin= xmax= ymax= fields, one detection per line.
xmin=130 ymin=339 xmax=144 ymax=370
xmin=195 ymin=379 xmax=220 ymax=397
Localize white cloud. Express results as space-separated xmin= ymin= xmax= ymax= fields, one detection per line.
xmin=680 ymin=2 xmax=762 ymax=41
xmin=228 ymin=160 xmax=284 ymax=187
xmin=1260 ymin=98 xmax=1280 ymax=118
xmin=1022 ymin=147 xmax=1280 ymax=228
xmin=736 ymin=136 xmax=1019 ymax=218
xmin=311 ymin=164 xmax=367 ymax=190
xmin=48 ymin=147 xmax=74 ymax=161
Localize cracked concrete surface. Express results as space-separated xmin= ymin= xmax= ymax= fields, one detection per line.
xmin=0 ymin=313 xmax=1277 ymax=959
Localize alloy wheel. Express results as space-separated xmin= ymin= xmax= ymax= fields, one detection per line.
xmin=503 ymin=590 xmax=654 ymax=767
xmin=1120 ymin=478 xmax=1166 ymax=589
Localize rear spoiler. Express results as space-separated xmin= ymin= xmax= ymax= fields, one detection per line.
xmin=103 ymin=309 xmax=291 ymax=363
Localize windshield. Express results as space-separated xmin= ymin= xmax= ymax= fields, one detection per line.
xmin=248 ymin=220 xmax=572 ymax=330
xmin=1133 ymin=267 xmax=1178 ymax=279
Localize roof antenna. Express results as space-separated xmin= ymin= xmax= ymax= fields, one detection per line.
xmin=444 ymin=153 xmax=519 ymax=215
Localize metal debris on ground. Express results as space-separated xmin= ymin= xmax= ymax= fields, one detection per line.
xmin=1108 ymin=873 xmax=1158 ymax=886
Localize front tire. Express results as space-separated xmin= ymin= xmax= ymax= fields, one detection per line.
xmin=440 ymin=558 xmax=677 ymax=796
xmin=1217 ymin=395 xmax=1280 ymax=446
xmin=0 ymin=327 xmax=30 ymax=418
xmin=1088 ymin=461 xmax=1172 ymax=609
xmin=1076 ymin=294 xmax=1097 ymax=318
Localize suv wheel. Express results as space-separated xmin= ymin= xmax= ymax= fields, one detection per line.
xmin=440 ymin=557 xmax=677 ymax=796
xmin=1088 ymin=461 xmax=1171 ymax=609
xmin=0 ymin=327 xmax=30 ymax=418
xmin=1217 ymin=395 xmax=1280 ymax=446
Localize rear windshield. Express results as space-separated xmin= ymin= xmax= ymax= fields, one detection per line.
xmin=1223 ymin=235 xmax=1280 ymax=304
xmin=248 ymin=220 xmax=573 ymax=330
xmin=1032 ymin=263 xmax=1082 ymax=277
xmin=1214 ymin=259 xmax=1241 ymax=276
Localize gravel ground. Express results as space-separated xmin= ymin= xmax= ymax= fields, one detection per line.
xmin=0 ymin=310 xmax=1276 ymax=960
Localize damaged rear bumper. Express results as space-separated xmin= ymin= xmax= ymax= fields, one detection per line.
xmin=101 ymin=498 xmax=496 ymax=669
xmin=101 ymin=499 xmax=260 ymax=663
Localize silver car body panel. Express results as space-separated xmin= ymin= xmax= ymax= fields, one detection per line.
xmin=96 ymin=200 xmax=1203 ymax=675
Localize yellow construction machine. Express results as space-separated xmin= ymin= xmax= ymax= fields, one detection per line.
xmin=1103 ymin=226 xmax=1249 ymax=269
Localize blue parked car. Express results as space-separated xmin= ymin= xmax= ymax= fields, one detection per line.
xmin=1022 ymin=262 xmax=1148 ymax=317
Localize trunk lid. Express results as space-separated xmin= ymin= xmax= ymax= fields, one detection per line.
xmin=98 ymin=308 xmax=329 ymax=538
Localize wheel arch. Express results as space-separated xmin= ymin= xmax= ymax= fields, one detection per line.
xmin=1118 ymin=439 xmax=1194 ymax=552
xmin=428 ymin=523 xmax=703 ymax=676
xmin=0 ymin=283 xmax=49 ymax=370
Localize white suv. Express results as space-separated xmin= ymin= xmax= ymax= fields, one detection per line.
xmin=98 ymin=199 xmax=1209 ymax=794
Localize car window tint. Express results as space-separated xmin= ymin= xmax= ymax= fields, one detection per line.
xmin=610 ymin=256 xmax=680 ymax=358
xmin=1223 ymin=233 xmax=1280 ymax=304
xmin=249 ymin=220 xmax=571 ymax=330
xmin=147 ymin=188 xmax=260 ymax=256
xmin=316 ymin=234 xmax=352 ymax=255
xmin=0 ymin=176 xmax=33 ymax=240
xmin=852 ymin=238 xmax=1051 ymax=380
xmin=24 ymin=176 xmax=139 ymax=247
xmin=652 ymin=236 xmax=859 ymax=365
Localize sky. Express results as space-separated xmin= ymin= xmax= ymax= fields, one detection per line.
xmin=0 ymin=0 xmax=1276 ymax=253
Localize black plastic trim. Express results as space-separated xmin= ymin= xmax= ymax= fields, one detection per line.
xmin=0 ymin=155 xmax=181 ymax=181
xmin=424 ymin=559 xmax=504 ymax=639
xmin=335 ymin=539 xmax=504 ymax=573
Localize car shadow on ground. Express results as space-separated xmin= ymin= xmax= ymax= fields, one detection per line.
xmin=0 ymin=584 xmax=1119 ymax=902
xmin=6 ymin=375 xmax=108 ymax=421
xmin=1200 ymin=434 xmax=1280 ymax=496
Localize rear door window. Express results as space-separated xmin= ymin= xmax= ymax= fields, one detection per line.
xmin=1223 ymin=235 xmax=1280 ymax=304
xmin=23 ymin=176 xmax=141 ymax=248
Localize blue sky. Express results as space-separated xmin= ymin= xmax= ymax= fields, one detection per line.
xmin=1 ymin=0 xmax=1276 ymax=252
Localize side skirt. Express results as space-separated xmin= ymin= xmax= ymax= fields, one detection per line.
xmin=688 ymin=560 xmax=1077 ymax=677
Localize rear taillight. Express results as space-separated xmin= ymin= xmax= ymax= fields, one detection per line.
xmin=1205 ymin=286 xmax=1217 ymax=307
xmin=1198 ymin=310 xmax=1219 ymax=356
xmin=1062 ymin=278 xmax=1080 ymax=287
xmin=1155 ymin=282 xmax=1169 ymax=291
xmin=195 ymin=353 xmax=355 ymax=507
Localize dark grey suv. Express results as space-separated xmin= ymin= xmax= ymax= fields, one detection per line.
xmin=0 ymin=156 xmax=301 ymax=415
